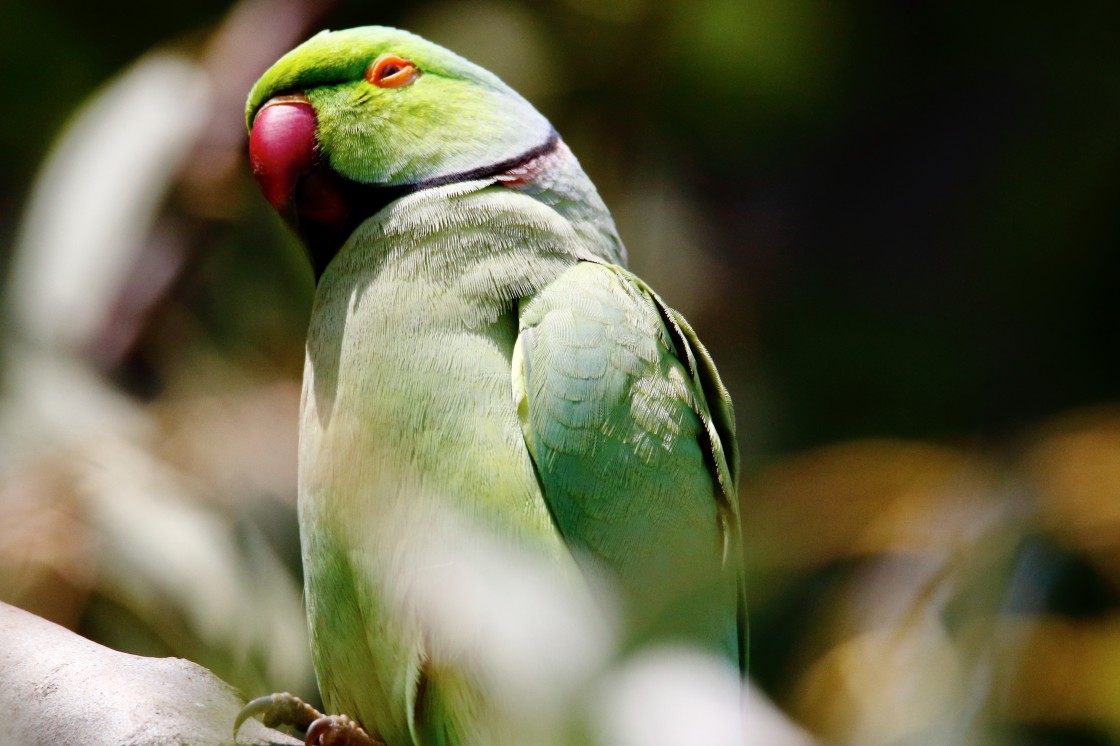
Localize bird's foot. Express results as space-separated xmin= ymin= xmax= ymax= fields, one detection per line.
xmin=304 ymin=714 xmax=382 ymax=746
xmin=235 ymin=693 xmax=382 ymax=745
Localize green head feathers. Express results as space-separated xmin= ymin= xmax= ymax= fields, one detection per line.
xmin=246 ymin=26 xmax=553 ymax=187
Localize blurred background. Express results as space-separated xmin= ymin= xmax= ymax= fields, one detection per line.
xmin=1 ymin=0 xmax=1119 ymax=744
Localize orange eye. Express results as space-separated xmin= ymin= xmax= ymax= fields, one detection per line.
xmin=366 ymin=54 xmax=419 ymax=88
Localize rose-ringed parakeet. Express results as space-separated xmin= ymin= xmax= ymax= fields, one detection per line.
xmin=237 ymin=26 xmax=743 ymax=746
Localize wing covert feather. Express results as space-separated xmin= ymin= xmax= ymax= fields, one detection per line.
xmin=512 ymin=261 xmax=743 ymax=665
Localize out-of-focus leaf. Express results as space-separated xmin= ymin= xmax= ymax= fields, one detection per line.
xmin=1026 ymin=407 xmax=1120 ymax=570
xmin=151 ymin=381 xmax=300 ymax=505
xmin=744 ymin=439 xmax=994 ymax=572
xmin=0 ymin=462 xmax=96 ymax=627
xmin=795 ymin=617 xmax=964 ymax=746
xmin=997 ymin=615 xmax=1120 ymax=731
xmin=7 ymin=53 xmax=209 ymax=355
xmin=590 ymin=647 xmax=750 ymax=746
xmin=78 ymin=435 xmax=310 ymax=695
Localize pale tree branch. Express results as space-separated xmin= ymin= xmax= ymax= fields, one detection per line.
xmin=0 ymin=601 xmax=300 ymax=746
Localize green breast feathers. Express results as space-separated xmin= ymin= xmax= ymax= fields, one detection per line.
xmin=239 ymin=25 xmax=744 ymax=746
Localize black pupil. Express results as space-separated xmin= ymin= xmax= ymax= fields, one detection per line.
xmin=381 ymin=63 xmax=402 ymax=78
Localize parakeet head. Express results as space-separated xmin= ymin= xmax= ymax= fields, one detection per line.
xmin=246 ymin=26 xmax=556 ymax=274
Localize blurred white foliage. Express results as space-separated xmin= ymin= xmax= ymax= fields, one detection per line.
xmin=79 ymin=435 xmax=310 ymax=689
xmin=591 ymin=646 xmax=819 ymax=746
xmin=590 ymin=647 xmax=745 ymax=746
xmin=743 ymin=683 xmax=822 ymax=746
xmin=1 ymin=53 xmax=210 ymax=469
xmin=0 ymin=47 xmax=311 ymax=697
xmin=372 ymin=504 xmax=821 ymax=746
xmin=0 ymin=344 xmax=150 ymax=471
xmin=387 ymin=505 xmax=616 ymax=743
xmin=9 ymin=52 xmax=209 ymax=355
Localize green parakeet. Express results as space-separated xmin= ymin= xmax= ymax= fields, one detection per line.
xmin=241 ymin=26 xmax=743 ymax=746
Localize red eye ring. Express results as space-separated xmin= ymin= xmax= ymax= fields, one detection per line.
xmin=366 ymin=54 xmax=419 ymax=88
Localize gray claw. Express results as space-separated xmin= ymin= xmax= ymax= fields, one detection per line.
xmin=234 ymin=692 xmax=323 ymax=741
xmin=305 ymin=714 xmax=383 ymax=746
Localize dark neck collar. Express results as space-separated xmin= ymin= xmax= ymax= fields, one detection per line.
xmin=297 ymin=132 xmax=562 ymax=281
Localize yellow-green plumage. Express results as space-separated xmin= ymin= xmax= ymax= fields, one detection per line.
xmin=247 ymin=25 xmax=742 ymax=746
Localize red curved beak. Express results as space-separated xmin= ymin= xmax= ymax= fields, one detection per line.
xmin=249 ymin=94 xmax=318 ymax=212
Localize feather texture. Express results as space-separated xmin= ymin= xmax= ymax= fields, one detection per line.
xmin=247 ymin=26 xmax=742 ymax=746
